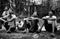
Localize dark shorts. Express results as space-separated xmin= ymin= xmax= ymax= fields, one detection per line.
xmin=44 ymin=19 xmax=57 ymax=32
xmin=0 ymin=20 xmax=4 ymax=29
xmin=4 ymin=22 xmax=10 ymax=30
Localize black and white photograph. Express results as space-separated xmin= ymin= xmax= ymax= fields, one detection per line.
xmin=0 ymin=0 xmax=60 ymax=39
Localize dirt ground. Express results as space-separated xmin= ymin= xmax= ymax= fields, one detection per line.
xmin=0 ymin=30 xmax=60 ymax=39
xmin=0 ymin=26 xmax=60 ymax=39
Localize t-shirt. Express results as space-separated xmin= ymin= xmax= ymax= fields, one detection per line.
xmin=11 ymin=14 xmax=17 ymax=18
xmin=2 ymin=11 xmax=9 ymax=17
xmin=42 ymin=15 xmax=57 ymax=19
xmin=33 ymin=0 xmax=42 ymax=5
xmin=42 ymin=15 xmax=57 ymax=24
xmin=16 ymin=20 xmax=24 ymax=28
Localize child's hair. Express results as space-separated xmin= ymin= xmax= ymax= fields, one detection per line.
xmin=48 ymin=10 xmax=53 ymax=17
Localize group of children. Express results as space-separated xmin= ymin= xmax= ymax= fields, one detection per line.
xmin=0 ymin=5 xmax=58 ymax=33
xmin=0 ymin=6 xmax=17 ymax=32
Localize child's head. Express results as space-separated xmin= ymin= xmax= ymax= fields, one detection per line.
xmin=4 ymin=6 xmax=9 ymax=11
xmin=49 ymin=11 xmax=53 ymax=17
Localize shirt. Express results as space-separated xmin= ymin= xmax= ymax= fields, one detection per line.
xmin=11 ymin=14 xmax=17 ymax=18
xmin=2 ymin=11 xmax=9 ymax=18
xmin=42 ymin=15 xmax=57 ymax=24
xmin=42 ymin=15 xmax=57 ymax=19
xmin=34 ymin=0 xmax=42 ymax=5
xmin=16 ymin=20 xmax=24 ymax=28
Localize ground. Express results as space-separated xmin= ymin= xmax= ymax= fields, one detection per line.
xmin=0 ymin=30 xmax=60 ymax=39
xmin=0 ymin=26 xmax=60 ymax=39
